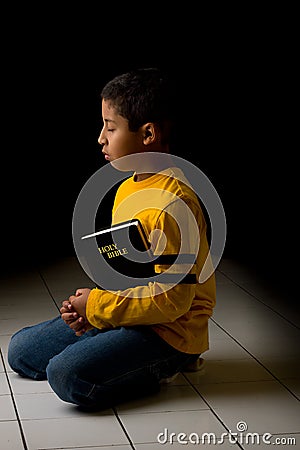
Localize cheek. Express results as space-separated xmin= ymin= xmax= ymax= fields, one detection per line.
xmin=113 ymin=134 xmax=139 ymax=155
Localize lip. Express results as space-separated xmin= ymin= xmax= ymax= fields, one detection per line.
xmin=102 ymin=151 xmax=110 ymax=161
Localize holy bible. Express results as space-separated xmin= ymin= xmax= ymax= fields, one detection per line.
xmin=81 ymin=219 xmax=197 ymax=290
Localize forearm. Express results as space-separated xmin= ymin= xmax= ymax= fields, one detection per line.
xmin=86 ymin=283 xmax=195 ymax=329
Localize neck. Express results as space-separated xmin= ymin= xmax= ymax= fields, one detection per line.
xmin=111 ymin=151 xmax=174 ymax=178
xmin=134 ymin=172 xmax=154 ymax=182
xmin=134 ymin=152 xmax=174 ymax=182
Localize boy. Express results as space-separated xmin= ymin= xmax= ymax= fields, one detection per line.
xmin=8 ymin=68 xmax=216 ymax=410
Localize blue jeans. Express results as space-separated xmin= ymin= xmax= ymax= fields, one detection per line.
xmin=8 ymin=316 xmax=199 ymax=409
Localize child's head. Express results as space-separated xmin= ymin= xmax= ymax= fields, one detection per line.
xmin=101 ymin=67 xmax=174 ymax=133
xmin=98 ymin=68 xmax=175 ymax=164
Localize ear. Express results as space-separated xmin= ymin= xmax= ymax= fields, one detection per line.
xmin=142 ymin=123 xmax=157 ymax=145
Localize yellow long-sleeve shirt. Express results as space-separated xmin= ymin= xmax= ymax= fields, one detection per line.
xmin=86 ymin=167 xmax=216 ymax=354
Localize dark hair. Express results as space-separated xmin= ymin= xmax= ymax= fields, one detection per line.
xmin=101 ymin=68 xmax=175 ymax=139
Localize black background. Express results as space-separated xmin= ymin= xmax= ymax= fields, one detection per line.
xmin=1 ymin=16 xmax=297 ymax=301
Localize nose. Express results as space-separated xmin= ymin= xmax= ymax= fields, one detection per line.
xmin=98 ymin=128 xmax=106 ymax=146
xmin=98 ymin=135 xmax=105 ymax=146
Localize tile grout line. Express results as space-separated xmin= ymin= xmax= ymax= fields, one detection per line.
xmin=181 ymin=372 xmax=245 ymax=450
xmin=0 ymin=349 xmax=29 ymax=450
xmin=217 ymin=269 xmax=300 ymax=330
xmin=112 ymin=406 xmax=137 ymax=449
xmin=210 ymin=317 xmax=300 ymax=402
xmin=36 ymin=266 xmax=61 ymax=312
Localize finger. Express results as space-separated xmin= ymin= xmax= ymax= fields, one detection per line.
xmin=61 ymin=300 xmax=70 ymax=308
xmin=61 ymin=313 xmax=77 ymax=323
xmin=61 ymin=304 xmax=74 ymax=315
xmin=69 ymin=317 xmax=85 ymax=332
xmin=60 ymin=303 xmax=69 ymax=313
xmin=61 ymin=312 xmax=78 ymax=322
xmin=75 ymin=329 xmax=86 ymax=336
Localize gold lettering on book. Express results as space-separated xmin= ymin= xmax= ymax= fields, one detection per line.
xmin=98 ymin=244 xmax=117 ymax=254
xmin=98 ymin=244 xmax=129 ymax=258
xmin=107 ymin=248 xmax=128 ymax=258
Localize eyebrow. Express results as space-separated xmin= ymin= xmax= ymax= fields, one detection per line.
xmin=104 ymin=118 xmax=117 ymax=124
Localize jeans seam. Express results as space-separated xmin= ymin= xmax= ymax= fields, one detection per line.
xmin=101 ymin=359 xmax=161 ymax=386
xmin=86 ymin=383 xmax=97 ymax=399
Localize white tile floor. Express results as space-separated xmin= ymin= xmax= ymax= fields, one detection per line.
xmin=0 ymin=257 xmax=299 ymax=449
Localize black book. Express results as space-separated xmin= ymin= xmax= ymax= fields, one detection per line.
xmin=81 ymin=219 xmax=197 ymax=290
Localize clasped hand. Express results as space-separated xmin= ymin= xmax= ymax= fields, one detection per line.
xmin=60 ymin=288 xmax=93 ymax=336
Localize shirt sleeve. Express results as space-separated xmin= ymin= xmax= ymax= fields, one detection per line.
xmin=86 ymin=282 xmax=196 ymax=329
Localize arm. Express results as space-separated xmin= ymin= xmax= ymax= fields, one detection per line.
xmin=86 ymin=281 xmax=196 ymax=329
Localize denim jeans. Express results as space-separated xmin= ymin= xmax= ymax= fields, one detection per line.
xmin=8 ymin=316 xmax=199 ymax=409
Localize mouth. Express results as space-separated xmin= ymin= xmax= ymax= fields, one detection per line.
xmin=102 ymin=151 xmax=110 ymax=161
